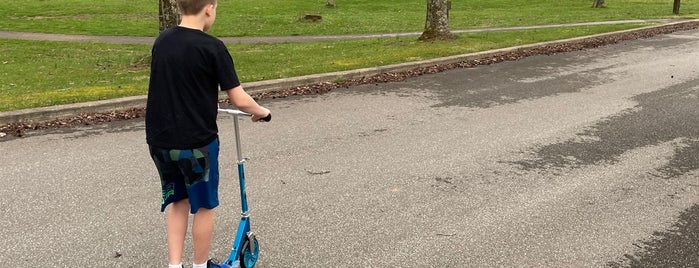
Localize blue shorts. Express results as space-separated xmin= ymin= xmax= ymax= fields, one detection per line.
xmin=148 ymin=139 xmax=220 ymax=214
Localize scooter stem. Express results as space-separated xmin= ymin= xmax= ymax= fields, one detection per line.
xmin=233 ymin=114 xmax=244 ymax=163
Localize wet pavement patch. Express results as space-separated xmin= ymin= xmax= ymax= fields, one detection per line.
xmin=653 ymin=140 xmax=699 ymax=179
xmin=512 ymin=79 xmax=699 ymax=179
xmin=607 ymin=204 xmax=699 ymax=268
xmin=426 ymin=58 xmax=608 ymax=108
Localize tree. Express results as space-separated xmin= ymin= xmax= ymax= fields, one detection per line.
xmin=159 ymin=0 xmax=181 ymax=31
xmin=592 ymin=0 xmax=605 ymax=8
xmin=673 ymin=0 xmax=681 ymax=14
xmin=419 ymin=0 xmax=453 ymax=41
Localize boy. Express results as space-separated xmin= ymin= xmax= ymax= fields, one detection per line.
xmin=146 ymin=0 xmax=271 ymax=267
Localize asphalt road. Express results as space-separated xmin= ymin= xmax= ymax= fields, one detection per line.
xmin=1 ymin=29 xmax=698 ymax=267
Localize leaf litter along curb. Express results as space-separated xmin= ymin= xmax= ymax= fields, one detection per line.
xmin=1 ymin=21 xmax=698 ymax=138
xmin=0 ymin=108 xmax=145 ymax=137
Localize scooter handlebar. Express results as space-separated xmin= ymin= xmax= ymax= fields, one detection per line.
xmin=218 ymin=108 xmax=271 ymax=122
xmin=218 ymin=108 xmax=252 ymax=117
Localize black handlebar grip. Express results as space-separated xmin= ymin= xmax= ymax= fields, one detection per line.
xmin=261 ymin=113 xmax=272 ymax=122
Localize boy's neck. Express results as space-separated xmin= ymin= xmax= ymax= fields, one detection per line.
xmin=179 ymin=16 xmax=205 ymax=31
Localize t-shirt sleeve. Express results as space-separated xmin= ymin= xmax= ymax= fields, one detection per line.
xmin=215 ymin=44 xmax=241 ymax=91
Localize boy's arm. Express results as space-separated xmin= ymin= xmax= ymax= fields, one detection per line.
xmin=225 ymin=86 xmax=271 ymax=122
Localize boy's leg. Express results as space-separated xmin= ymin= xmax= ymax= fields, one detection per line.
xmin=192 ymin=207 xmax=215 ymax=264
xmin=150 ymin=145 xmax=192 ymax=266
xmin=184 ymin=139 xmax=221 ymax=264
xmin=169 ymin=138 xmax=219 ymax=265
xmin=167 ymin=199 xmax=191 ymax=265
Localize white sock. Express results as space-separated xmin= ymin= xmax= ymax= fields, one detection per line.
xmin=169 ymin=263 xmax=182 ymax=268
xmin=193 ymin=262 xmax=207 ymax=268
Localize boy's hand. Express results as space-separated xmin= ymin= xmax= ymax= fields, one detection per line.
xmin=252 ymin=111 xmax=271 ymax=122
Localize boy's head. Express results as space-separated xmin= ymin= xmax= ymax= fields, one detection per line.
xmin=177 ymin=0 xmax=216 ymax=15
xmin=177 ymin=0 xmax=217 ymax=31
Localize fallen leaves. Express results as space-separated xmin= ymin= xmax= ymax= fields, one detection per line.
xmin=0 ymin=108 xmax=145 ymax=137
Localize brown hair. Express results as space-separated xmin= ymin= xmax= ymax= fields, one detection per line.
xmin=177 ymin=0 xmax=216 ymax=15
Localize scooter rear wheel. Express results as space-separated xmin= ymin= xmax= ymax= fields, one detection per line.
xmin=240 ymin=236 xmax=260 ymax=268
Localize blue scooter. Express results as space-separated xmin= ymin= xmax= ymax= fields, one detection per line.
xmin=218 ymin=108 xmax=269 ymax=268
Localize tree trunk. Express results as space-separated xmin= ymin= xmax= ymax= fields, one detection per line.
xmin=592 ymin=0 xmax=606 ymax=8
xmin=159 ymin=0 xmax=181 ymax=32
xmin=673 ymin=0 xmax=681 ymax=14
xmin=419 ymin=0 xmax=453 ymax=41
xmin=326 ymin=0 xmax=336 ymax=8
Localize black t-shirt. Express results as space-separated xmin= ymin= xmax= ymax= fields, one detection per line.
xmin=146 ymin=26 xmax=240 ymax=149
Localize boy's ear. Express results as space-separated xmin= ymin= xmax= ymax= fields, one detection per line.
xmin=204 ymin=4 xmax=214 ymax=16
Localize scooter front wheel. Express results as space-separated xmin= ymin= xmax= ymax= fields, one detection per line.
xmin=240 ymin=236 xmax=260 ymax=268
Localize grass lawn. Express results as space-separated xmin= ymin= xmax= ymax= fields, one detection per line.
xmin=0 ymin=0 xmax=696 ymax=111
xmin=0 ymin=40 xmax=150 ymax=111
xmin=0 ymin=0 xmax=696 ymax=36
xmin=0 ymin=24 xmax=647 ymax=111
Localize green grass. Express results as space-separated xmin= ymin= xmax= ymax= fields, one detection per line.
xmin=0 ymin=0 xmax=696 ymax=36
xmin=0 ymin=24 xmax=645 ymax=111
xmin=0 ymin=40 xmax=150 ymax=111
xmin=0 ymin=0 xmax=696 ymax=111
